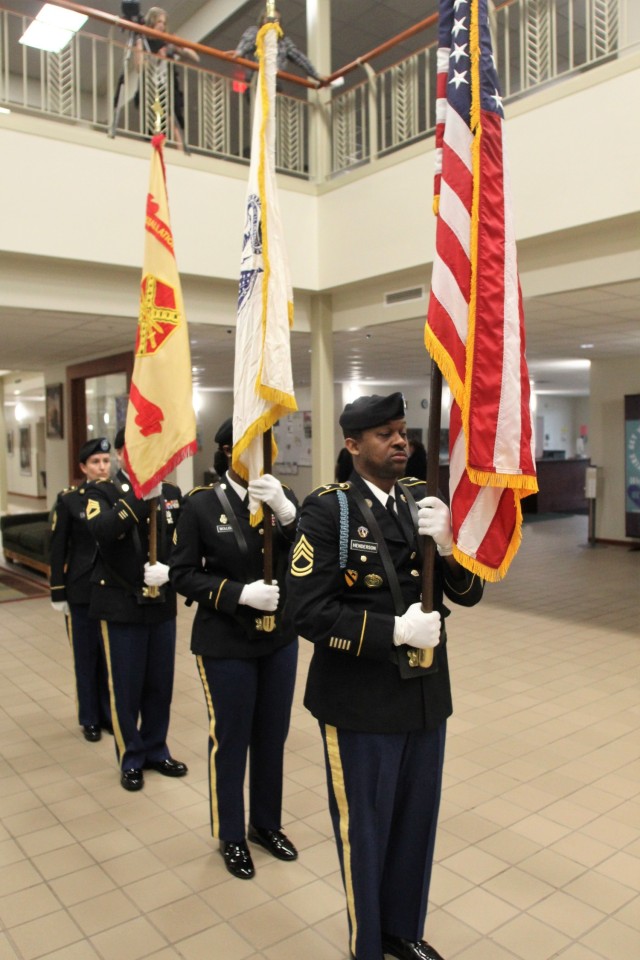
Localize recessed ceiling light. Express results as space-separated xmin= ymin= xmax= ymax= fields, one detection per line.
xmin=580 ymin=343 xmax=594 ymax=349
xmin=20 ymin=5 xmax=88 ymax=53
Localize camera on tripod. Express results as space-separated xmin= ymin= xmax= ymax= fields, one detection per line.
xmin=121 ymin=1 xmax=144 ymax=25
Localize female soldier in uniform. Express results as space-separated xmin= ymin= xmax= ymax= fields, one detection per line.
xmin=50 ymin=437 xmax=112 ymax=741
xmin=170 ymin=418 xmax=299 ymax=879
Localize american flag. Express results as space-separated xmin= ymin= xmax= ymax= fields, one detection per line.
xmin=425 ymin=0 xmax=538 ymax=581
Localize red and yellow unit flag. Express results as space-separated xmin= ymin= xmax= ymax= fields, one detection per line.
xmin=232 ymin=20 xmax=298 ymax=523
xmin=425 ymin=0 xmax=538 ymax=582
xmin=124 ymin=133 xmax=197 ymax=497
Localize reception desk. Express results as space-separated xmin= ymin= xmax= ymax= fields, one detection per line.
xmin=523 ymin=458 xmax=589 ymax=514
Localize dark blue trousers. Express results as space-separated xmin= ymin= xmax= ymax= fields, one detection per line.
xmin=66 ymin=603 xmax=111 ymax=729
xmin=101 ymin=619 xmax=176 ymax=771
xmin=320 ymin=722 xmax=446 ymax=960
xmin=196 ymin=640 xmax=298 ymax=842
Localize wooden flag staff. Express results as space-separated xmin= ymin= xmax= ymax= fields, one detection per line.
xmin=142 ymin=99 xmax=164 ymax=599
xmin=262 ymin=430 xmax=274 ymax=584
xmin=258 ymin=1 xmax=278 ymax=616
xmin=418 ymin=360 xmax=444 ymax=668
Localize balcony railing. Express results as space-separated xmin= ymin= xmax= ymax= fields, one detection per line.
xmin=329 ymin=0 xmax=622 ymax=175
xmin=0 ymin=6 xmax=311 ymax=175
xmin=0 ymin=0 xmax=624 ymax=181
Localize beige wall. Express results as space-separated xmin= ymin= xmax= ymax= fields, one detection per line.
xmin=1 ymin=55 xmax=638 ymax=309
xmin=589 ymin=357 xmax=640 ymax=542
xmin=1 ymin=56 xmax=638 ymax=527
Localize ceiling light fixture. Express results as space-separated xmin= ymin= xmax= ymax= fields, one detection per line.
xmin=580 ymin=343 xmax=594 ymax=349
xmin=19 ymin=4 xmax=87 ymax=53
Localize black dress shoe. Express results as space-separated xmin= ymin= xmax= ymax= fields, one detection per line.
xmin=144 ymin=758 xmax=188 ymax=777
xmin=248 ymin=824 xmax=298 ymax=861
xmin=220 ymin=840 xmax=255 ymax=879
xmin=82 ymin=725 xmax=101 ymax=742
xmin=101 ymin=722 xmax=113 ymax=736
xmin=121 ymin=768 xmax=144 ymax=791
xmin=382 ymin=934 xmax=445 ymax=960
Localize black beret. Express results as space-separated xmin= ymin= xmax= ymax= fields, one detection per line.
xmin=114 ymin=428 xmax=125 ymax=450
xmin=79 ymin=437 xmax=111 ymax=463
xmin=214 ymin=417 xmax=233 ymax=447
xmin=339 ymin=392 xmax=406 ymax=434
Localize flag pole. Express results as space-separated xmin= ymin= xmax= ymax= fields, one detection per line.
xmin=262 ymin=430 xmax=274 ymax=584
xmin=261 ymin=0 xmax=278 ymax=591
xmin=142 ymin=99 xmax=164 ymax=597
xmin=418 ymin=360 xmax=443 ymax=668
xmin=147 ymin=497 xmax=159 ymax=592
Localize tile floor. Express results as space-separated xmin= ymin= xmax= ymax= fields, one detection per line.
xmin=0 ymin=514 xmax=638 ymax=960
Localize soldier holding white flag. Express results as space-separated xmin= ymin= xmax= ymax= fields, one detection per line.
xmin=170 ymin=418 xmax=299 ymax=879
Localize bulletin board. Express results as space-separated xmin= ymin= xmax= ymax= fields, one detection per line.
xmin=273 ymin=411 xmax=312 ymax=473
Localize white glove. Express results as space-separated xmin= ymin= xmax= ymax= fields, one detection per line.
xmin=393 ymin=604 xmax=441 ymax=649
xmin=417 ymin=496 xmax=454 ymax=556
xmin=247 ymin=474 xmax=296 ymax=525
xmin=144 ymin=561 xmax=170 ymax=587
xmin=51 ymin=600 xmax=69 ymax=615
xmin=143 ymin=483 xmax=162 ymax=500
xmin=239 ymin=579 xmax=279 ymax=612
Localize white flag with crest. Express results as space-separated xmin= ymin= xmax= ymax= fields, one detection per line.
xmin=232 ymin=20 xmax=297 ymax=523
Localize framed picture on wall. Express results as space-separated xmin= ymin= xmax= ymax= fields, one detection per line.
xmin=19 ymin=426 xmax=32 ymax=475
xmin=46 ymin=383 xmax=64 ymax=439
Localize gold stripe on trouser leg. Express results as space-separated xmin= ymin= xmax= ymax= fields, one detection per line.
xmin=196 ymin=655 xmax=220 ymax=838
xmin=100 ymin=621 xmax=126 ymax=763
xmin=65 ymin=613 xmax=80 ymax=717
xmin=325 ymin=724 xmax=357 ymax=956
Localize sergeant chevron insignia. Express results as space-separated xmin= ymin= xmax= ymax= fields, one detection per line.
xmin=86 ymin=499 xmax=100 ymax=520
xmin=291 ymin=534 xmax=314 ymax=577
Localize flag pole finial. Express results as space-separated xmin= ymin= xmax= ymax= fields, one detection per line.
xmin=152 ymin=98 xmax=164 ymax=133
xmin=265 ymin=1 xmax=276 ymax=20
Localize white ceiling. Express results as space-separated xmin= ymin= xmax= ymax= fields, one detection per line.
xmin=3 ymin=275 xmax=640 ymax=399
xmin=4 ymin=1 xmax=639 ymax=400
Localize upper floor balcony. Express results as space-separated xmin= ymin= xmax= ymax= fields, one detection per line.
xmin=0 ymin=0 xmax=629 ymax=181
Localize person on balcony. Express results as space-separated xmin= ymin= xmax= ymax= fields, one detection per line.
xmin=134 ymin=7 xmax=199 ymax=151
xmin=234 ymin=9 xmax=327 ymax=91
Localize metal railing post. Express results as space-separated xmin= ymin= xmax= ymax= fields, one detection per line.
xmin=363 ymin=61 xmax=378 ymax=166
